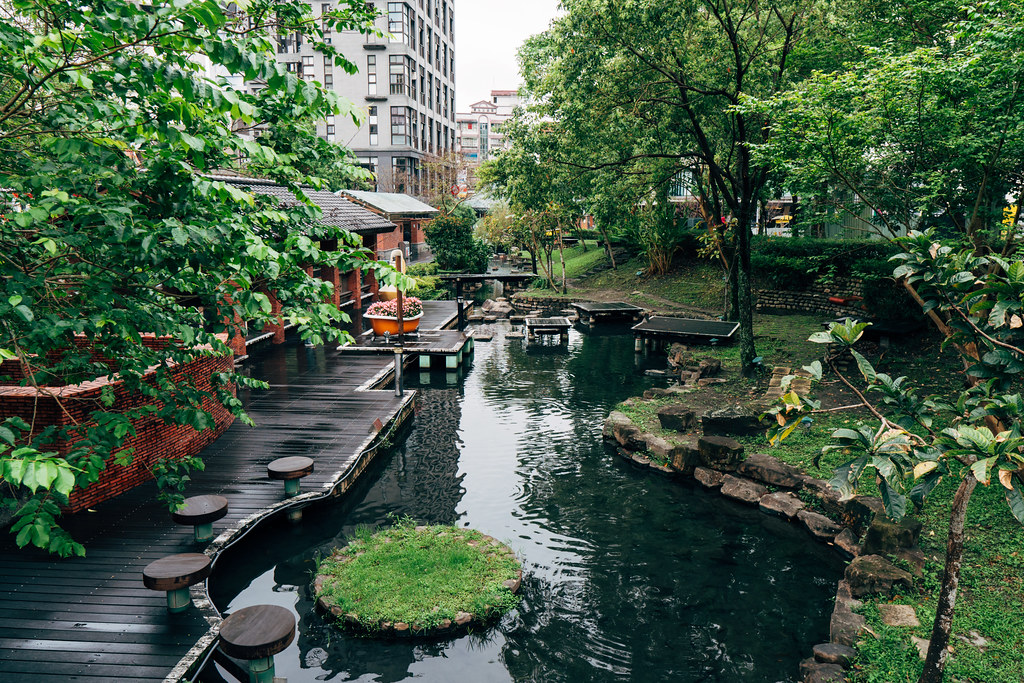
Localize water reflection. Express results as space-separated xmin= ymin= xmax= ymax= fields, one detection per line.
xmin=203 ymin=324 xmax=842 ymax=683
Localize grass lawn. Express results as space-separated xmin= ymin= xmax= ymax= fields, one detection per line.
xmin=316 ymin=520 xmax=521 ymax=631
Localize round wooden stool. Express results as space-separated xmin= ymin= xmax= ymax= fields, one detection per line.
xmin=220 ymin=604 xmax=296 ymax=683
xmin=142 ymin=553 xmax=211 ymax=613
xmin=267 ymin=456 xmax=314 ymax=497
xmin=172 ymin=494 xmax=228 ymax=542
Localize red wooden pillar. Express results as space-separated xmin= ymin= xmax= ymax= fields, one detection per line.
xmin=266 ymin=289 xmax=285 ymax=344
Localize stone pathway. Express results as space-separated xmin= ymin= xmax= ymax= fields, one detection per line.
xmin=765 ymin=365 xmax=814 ymax=400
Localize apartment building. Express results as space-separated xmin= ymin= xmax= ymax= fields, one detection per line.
xmin=271 ymin=1 xmax=457 ymax=194
xmin=455 ymin=89 xmax=523 ymax=185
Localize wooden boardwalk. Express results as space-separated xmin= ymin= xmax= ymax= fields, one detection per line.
xmin=0 ymin=302 xmax=457 ymax=682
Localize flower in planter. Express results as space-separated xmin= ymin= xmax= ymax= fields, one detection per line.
xmin=366 ymin=296 xmax=423 ymax=319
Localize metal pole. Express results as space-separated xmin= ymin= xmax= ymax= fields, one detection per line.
xmin=456 ymin=277 xmax=465 ymax=330
xmin=394 ymin=252 xmax=405 ymax=397
xmin=394 ymin=346 xmax=403 ymax=397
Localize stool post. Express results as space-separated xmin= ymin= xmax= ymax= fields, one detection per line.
xmin=167 ymin=588 xmax=191 ymax=613
xmin=284 ymin=479 xmax=301 ymax=497
xmin=247 ymin=655 xmax=275 ymax=683
xmin=194 ymin=522 xmax=214 ymax=543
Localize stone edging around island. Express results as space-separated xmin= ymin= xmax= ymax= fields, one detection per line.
xmin=604 ymin=409 xmax=922 ymax=683
xmin=313 ymin=531 xmax=523 ymax=639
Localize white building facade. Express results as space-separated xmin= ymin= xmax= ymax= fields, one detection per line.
xmin=455 ymin=90 xmax=522 ymax=184
xmin=269 ymin=1 xmax=457 ymax=194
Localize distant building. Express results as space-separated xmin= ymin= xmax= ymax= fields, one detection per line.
xmin=455 ymin=89 xmax=523 ymax=185
xmin=261 ymin=1 xmax=457 ymax=195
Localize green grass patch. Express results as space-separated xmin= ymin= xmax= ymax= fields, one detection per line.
xmin=315 ymin=519 xmax=521 ymax=631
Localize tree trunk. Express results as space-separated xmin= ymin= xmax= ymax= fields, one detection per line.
xmin=726 ymin=260 xmax=739 ymax=321
xmin=557 ymin=231 xmax=568 ymax=293
xmin=919 ymin=475 xmax=978 ymax=683
xmin=735 ymin=212 xmax=757 ymax=375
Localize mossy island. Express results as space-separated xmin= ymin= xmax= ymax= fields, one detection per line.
xmin=314 ymin=520 xmax=523 ymax=638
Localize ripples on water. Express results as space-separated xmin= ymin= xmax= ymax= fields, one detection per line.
xmin=204 ymin=325 xmax=843 ymax=683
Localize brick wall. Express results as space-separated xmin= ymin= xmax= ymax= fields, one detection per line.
xmin=0 ymin=348 xmax=236 ymax=512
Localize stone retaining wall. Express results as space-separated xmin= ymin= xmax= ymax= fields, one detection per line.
xmin=510 ymin=294 xmax=591 ymax=310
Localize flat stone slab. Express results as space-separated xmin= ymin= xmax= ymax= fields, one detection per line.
xmin=833 ymin=528 xmax=861 ymax=559
xmin=845 ymin=554 xmax=915 ymax=598
xmin=797 ymin=509 xmax=842 ymax=541
xmin=878 ymin=603 xmax=920 ymax=627
xmin=759 ymin=491 xmax=805 ymax=520
xmin=736 ymin=453 xmax=803 ymax=488
xmin=720 ymin=475 xmax=767 ymax=505
xmin=693 ymin=467 xmax=724 ymax=489
xmin=697 ymin=435 xmax=744 ymax=472
xmin=813 ymin=642 xmax=855 ymax=668
xmin=800 ymin=659 xmax=846 ymax=683
xmin=911 ymin=636 xmax=930 ymax=660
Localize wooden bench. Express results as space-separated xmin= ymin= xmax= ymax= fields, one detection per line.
xmin=267 ymin=456 xmax=314 ymax=497
xmin=219 ymin=604 xmax=296 ymax=683
xmin=172 ymin=494 xmax=228 ymax=543
xmin=142 ymin=553 xmax=211 ymax=613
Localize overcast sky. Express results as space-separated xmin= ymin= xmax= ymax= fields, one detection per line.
xmin=455 ymin=0 xmax=562 ymax=112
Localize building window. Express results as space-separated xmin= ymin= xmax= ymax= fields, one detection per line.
xmin=324 ymin=74 xmax=333 ymax=88
xmin=391 ymin=106 xmax=412 ymax=145
xmin=387 ymin=2 xmax=413 ymax=46
xmin=389 ymin=54 xmax=411 ymax=96
xmin=277 ymin=34 xmax=288 ymax=54
xmin=324 ymin=54 xmax=333 ymax=69
xmin=369 ymin=106 xmax=379 ymax=146
xmin=419 ymin=66 xmax=426 ymax=105
xmin=367 ymin=55 xmax=377 ymax=95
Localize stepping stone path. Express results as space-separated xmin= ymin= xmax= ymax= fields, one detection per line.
xmin=878 ymin=603 xmax=920 ymax=627
xmin=764 ymin=366 xmax=813 ymax=400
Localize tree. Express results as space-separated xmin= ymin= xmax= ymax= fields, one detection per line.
xmin=423 ymin=213 xmax=490 ymax=273
xmin=478 ymin=118 xmax=587 ymax=292
xmin=755 ymin=1 xmax=1024 ymax=250
xmin=768 ymin=232 xmax=1024 ymax=683
xmin=245 ymin=121 xmax=375 ymax=192
xmin=0 ymin=0 xmax=402 ymax=556
xmin=513 ymin=0 xmax=838 ymax=374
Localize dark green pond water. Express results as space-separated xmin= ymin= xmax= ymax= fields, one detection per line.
xmin=204 ymin=326 xmax=843 ymax=682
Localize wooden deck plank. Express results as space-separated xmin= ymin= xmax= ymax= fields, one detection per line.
xmin=0 ymin=301 xmax=456 ymax=682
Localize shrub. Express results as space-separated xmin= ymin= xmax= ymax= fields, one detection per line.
xmin=424 ymin=213 xmax=490 ymax=273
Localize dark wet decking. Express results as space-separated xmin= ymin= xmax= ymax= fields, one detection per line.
xmin=0 ymin=302 xmax=457 ymax=682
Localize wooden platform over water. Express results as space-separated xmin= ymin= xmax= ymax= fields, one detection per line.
xmin=0 ymin=301 xmax=458 ymax=682
xmin=571 ymin=301 xmax=645 ymax=323
xmin=631 ymin=316 xmax=739 ymax=344
xmin=339 ymin=329 xmax=474 ymax=369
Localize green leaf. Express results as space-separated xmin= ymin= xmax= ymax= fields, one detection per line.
xmin=808 ymin=331 xmax=833 ymax=344
xmin=850 ymin=349 xmax=876 ymax=384
xmin=1006 ymin=479 xmax=1024 ymax=525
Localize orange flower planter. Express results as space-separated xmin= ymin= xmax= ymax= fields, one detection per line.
xmin=365 ymin=313 xmax=422 ymax=336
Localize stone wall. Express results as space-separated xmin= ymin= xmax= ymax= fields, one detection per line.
xmin=0 ymin=343 xmax=236 ymax=512
xmin=755 ymin=276 xmax=866 ymax=318
xmin=510 ymin=294 xmax=590 ymax=311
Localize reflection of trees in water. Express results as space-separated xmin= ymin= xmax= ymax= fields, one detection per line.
xmin=357 ymin=386 xmax=466 ymax=526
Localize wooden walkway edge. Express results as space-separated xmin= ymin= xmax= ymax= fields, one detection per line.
xmin=0 ymin=302 xmax=458 ymax=683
